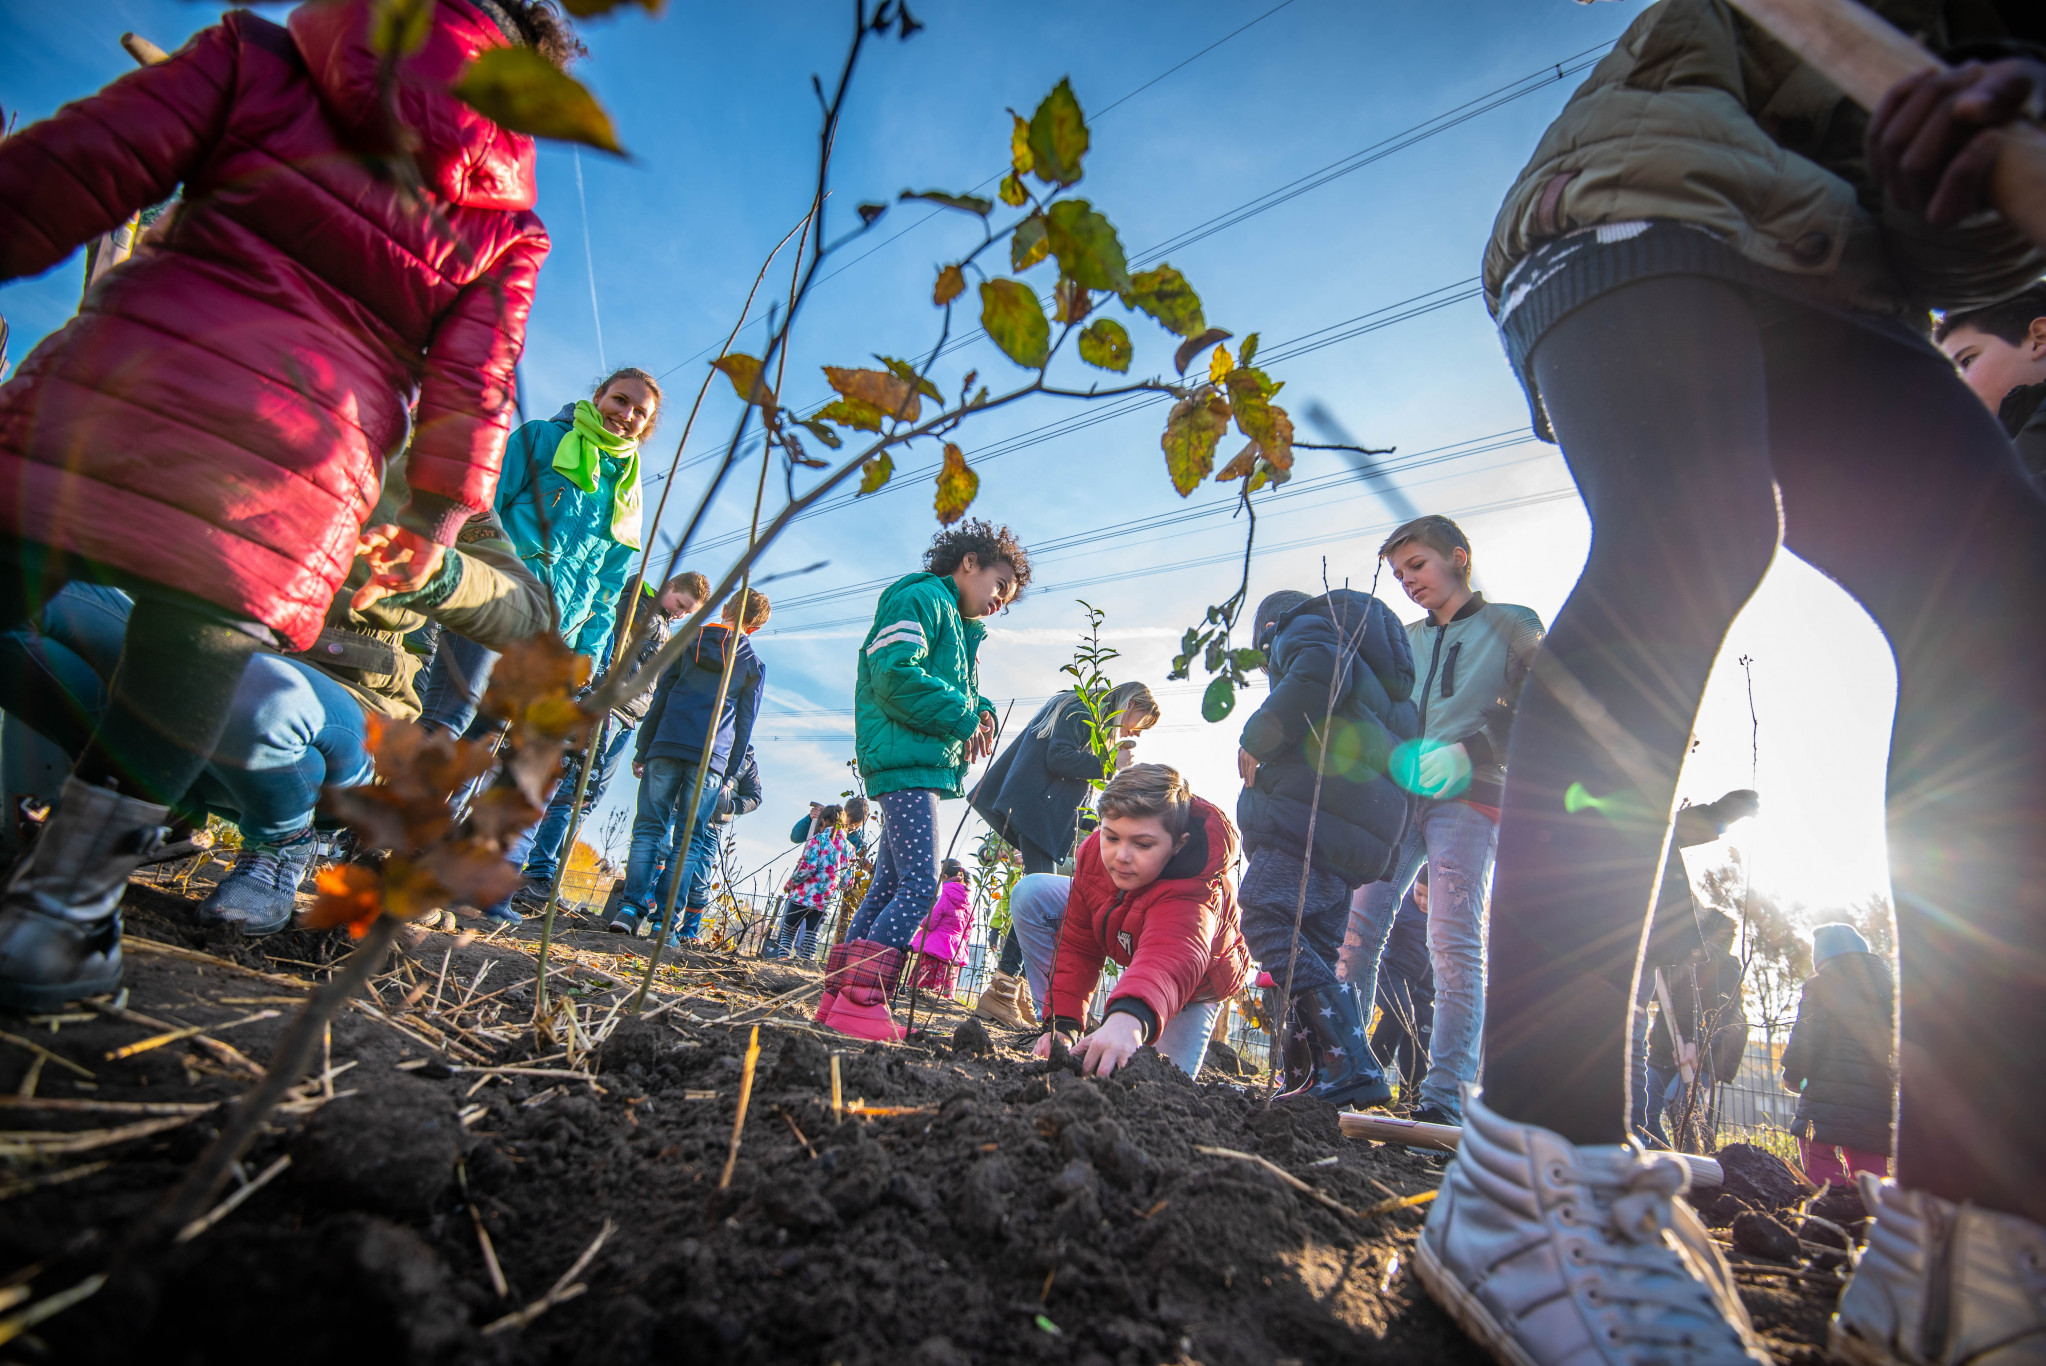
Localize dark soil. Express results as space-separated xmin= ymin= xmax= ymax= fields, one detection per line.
xmin=0 ymin=877 xmax=1845 ymax=1365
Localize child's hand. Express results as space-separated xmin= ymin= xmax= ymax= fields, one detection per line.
xmin=1076 ymin=1012 xmax=1146 ymax=1077
xmin=1237 ymin=747 xmax=1259 ymax=786
xmin=353 ymin=524 xmax=446 ymax=609
xmin=1031 ymin=1030 xmax=1055 ymax=1060
xmin=1416 ymin=741 xmax=1472 ymax=797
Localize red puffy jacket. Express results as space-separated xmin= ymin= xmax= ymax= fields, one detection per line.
xmin=1048 ymin=794 xmax=1252 ymax=1040
xmin=0 ymin=0 xmax=548 ymax=649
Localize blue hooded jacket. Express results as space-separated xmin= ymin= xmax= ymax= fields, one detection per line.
xmin=635 ymin=621 xmax=765 ymax=777
xmin=1236 ymin=588 xmax=1419 ymax=887
xmin=494 ymin=404 xmax=641 ymax=659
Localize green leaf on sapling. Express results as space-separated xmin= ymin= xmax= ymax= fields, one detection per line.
xmin=1011 ymin=213 xmax=1050 ymax=272
xmin=798 ymin=418 xmax=842 ymax=450
xmin=999 ymin=172 xmax=1029 ymax=207
xmin=1026 ymin=78 xmax=1088 ymax=186
xmin=935 ymin=443 xmax=979 ymax=524
xmin=1076 ymin=318 xmax=1132 ymax=373
xmin=858 ymin=452 xmax=894 ymax=494
xmin=452 ymin=48 xmax=625 ymax=155
xmin=980 ymin=279 xmax=1050 ymax=369
xmin=814 ymin=397 xmax=888 ymax=433
xmin=1044 ymin=199 xmax=1129 ymax=292
xmin=1201 ymin=676 xmax=1237 ymax=723
xmin=1125 ymin=264 xmax=1205 ymax=338
xmin=1161 ymin=393 xmax=1228 ymax=496
xmin=900 ymin=189 xmax=992 ymax=215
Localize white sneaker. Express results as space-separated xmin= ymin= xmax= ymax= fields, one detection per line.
xmin=1831 ymin=1174 xmax=2046 ymax=1366
xmin=1414 ymin=1088 xmax=1772 ymax=1366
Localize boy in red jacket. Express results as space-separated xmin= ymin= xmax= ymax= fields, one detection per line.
xmin=1016 ymin=763 xmax=1250 ymax=1078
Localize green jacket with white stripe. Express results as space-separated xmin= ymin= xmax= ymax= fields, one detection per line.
xmin=854 ymin=572 xmax=995 ymax=799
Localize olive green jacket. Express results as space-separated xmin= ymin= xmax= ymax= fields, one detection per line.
xmin=1485 ymin=0 xmax=2045 ymax=319
xmin=289 ymin=463 xmax=555 ymax=721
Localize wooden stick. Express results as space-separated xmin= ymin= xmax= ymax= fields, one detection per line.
xmin=0 ymin=1097 xmax=215 ymax=1117
xmin=430 ymin=948 xmax=453 ymax=1016
xmin=16 ymin=1056 xmax=42 ymax=1100
xmin=0 ymin=1272 xmax=107 ymax=1348
xmin=0 ymin=1161 xmax=113 ymax=1202
xmin=1195 ymin=1145 xmax=1367 ymax=1221
xmin=174 ymin=1154 xmax=291 ymax=1243
xmin=124 ymin=937 xmax=309 ymax=991
xmin=718 ymin=1026 xmax=761 ymax=1189
xmin=0 ymin=1115 xmax=191 ymax=1157
xmin=0 ymin=1030 xmax=93 ymax=1080
xmin=104 ymin=1011 xmax=278 ymax=1062
xmin=479 ymin=1217 xmax=614 ymax=1336
xmin=1335 ymin=1111 xmax=1726 ymax=1189
xmin=829 ymin=1053 xmax=843 ymax=1124
xmin=1724 ymin=0 xmax=2046 ymax=247
xmin=470 ymin=1203 xmax=510 ymax=1298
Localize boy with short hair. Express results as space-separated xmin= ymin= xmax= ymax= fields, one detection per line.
xmin=1340 ymin=514 xmax=1543 ymax=1126
xmin=819 ymin=519 xmax=1030 ymax=1040
xmin=1934 ymin=283 xmax=2046 ymax=485
xmin=1012 ymin=762 xmax=1250 ymax=1078
xmin=1234 ymin=584 xmax=1418 ymax=1109
xmin=615 ymin=587 xmax=768 ymax=940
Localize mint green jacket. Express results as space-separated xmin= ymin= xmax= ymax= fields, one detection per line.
xmin=854 ymin=573 xmax=995 ymax=798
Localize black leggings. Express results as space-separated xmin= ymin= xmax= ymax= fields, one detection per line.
xmin=0 ymin=549 xmax=260 ymax=807
xmin=1488 ymin=277 xmax=2046 ymax=1221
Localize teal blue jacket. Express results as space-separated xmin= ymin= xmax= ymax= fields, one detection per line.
xmin=493 ymin=409 xmax=640 ymax=658
xmin=854 ymin=573 xmax=995 ymax=798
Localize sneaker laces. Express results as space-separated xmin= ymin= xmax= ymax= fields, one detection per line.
xmin=226 ymin=844 xmax=286 ymax=889
xmin=1553 ymin=1151 xmax=1735 ymax=1349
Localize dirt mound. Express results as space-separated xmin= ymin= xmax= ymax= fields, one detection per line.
xmin=0 ymin=882 xmax=1844 ymax=1364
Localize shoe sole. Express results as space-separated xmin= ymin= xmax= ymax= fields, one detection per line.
xmin=1826 ymin=1322 xmax=1900 ymax=1366
xmin=1413 ymin=1231 xmax=1541 ymax=1366
xmin=0 ymin=966 xmax=124 ymax=1014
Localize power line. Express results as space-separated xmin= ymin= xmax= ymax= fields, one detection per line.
xmin=651 ymin=0 xmax=1306 ymax=387
xmin=641 ymin=39 xmax=1605 ymax=494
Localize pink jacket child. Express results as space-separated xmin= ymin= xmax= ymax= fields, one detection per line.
xmin=783 ymin=827 xmax=851 ymax=912
xmin=908 ymin=864 xmax=972 ymax=994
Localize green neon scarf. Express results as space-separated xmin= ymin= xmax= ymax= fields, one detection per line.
xmin=551 ymin=399 xmax=643 ymax=549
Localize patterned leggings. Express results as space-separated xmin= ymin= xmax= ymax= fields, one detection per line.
xmin=843 ymin=788 xmax=939 ymax=950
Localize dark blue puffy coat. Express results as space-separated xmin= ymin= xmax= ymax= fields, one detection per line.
xmin=635 ymin=623 xmax=764 ymax=777
xmin=1236 ymin=589 xmax=1418 ymax=886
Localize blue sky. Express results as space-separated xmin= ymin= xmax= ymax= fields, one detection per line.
xmin=2 ymin=0 xmax=1899 ymax=920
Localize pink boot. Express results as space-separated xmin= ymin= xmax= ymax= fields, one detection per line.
xmin=814 ymin=940 xmax=853 ymax=1024
xmin=818 ymin=939 xmax=903 ymax=1042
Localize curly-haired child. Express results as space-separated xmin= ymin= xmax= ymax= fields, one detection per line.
xmin=819 ymin=519 xmax=1031 ymax=1039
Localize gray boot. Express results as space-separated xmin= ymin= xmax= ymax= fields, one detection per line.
xmin=0 ymin=777 xmax=171 ymax=1011
xmin=196 ymin=827 xmax=318 ymax=937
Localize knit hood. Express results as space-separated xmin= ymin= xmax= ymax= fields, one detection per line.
xmin=1812 ymin=922 xmax=1871 ymax=968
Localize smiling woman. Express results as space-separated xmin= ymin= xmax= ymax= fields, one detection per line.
xmin=416 ymin=366 xmax=662 ymax=747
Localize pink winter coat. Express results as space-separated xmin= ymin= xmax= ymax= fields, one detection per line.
xmin=0 ymin=0 xmax=548 ymax=648
xmin=910 ymin=880 xmax=972 ymax=965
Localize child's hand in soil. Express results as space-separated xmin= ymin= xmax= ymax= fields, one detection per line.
xmin=1073 ymin=1012 xmax=1146 ymax=1078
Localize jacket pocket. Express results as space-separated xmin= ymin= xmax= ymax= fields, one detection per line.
xmin=1441 ymin=642 xmax=1462 ymax=699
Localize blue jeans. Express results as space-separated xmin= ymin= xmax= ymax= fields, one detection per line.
xmin=677 ymin=814 xmax=724 ymax=938
xmin=7 ymin=585 xmax=374 ymax=843
xmin=622 ymin=754 xmax=720 ymax=928
xmin=1237 ymin=848 xmax=1351 ymax=995
xmin=1008 ymin=872 xmax=1221 ymax=1077
xmin=1340 ymin=799 xmax=1498 ymax=1117
xmin=843 ymin=788 xmax=939 ymax=950
xmin=1643 ymin=1063 xmax=1683 ymax=1147
xmin=522 ymin=719 xmax=633 ymax=882
xmin=418 ymin=631 xmax=498 ymax=739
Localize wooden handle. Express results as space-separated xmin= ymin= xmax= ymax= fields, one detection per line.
xmin=1338 ymin=1110 xmax=1725 ymax=1188
xmin=1724 ymin=0 xmax=2046 ymax=249
xmin=120 ymin=32 xmax=169 ymax=67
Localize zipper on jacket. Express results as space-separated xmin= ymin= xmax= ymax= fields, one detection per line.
xmin=1417 ymin=624 xmax=1447 ymax=733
